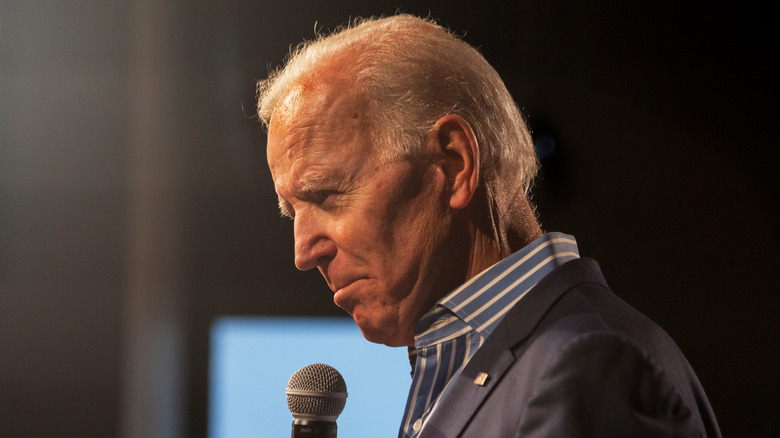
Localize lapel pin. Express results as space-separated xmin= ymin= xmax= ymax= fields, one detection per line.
xmin=474 ymin=372 xmax=489 ymax=386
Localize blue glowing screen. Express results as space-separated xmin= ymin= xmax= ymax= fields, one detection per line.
xmin=209 ymin=317 xmax=410 ymax=438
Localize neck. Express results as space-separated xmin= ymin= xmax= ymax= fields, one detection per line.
xmin=465 ymin=191 xmax=543 ymax=279
xmin=466 ymin=227 xmax=506 ymax=278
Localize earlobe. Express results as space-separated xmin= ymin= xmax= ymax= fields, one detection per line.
xmin=428 ymin=115 xmax=479 ymax=210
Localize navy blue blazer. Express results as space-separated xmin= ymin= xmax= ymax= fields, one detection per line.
xmin=419 ymin=258 xmax=721 ymax=437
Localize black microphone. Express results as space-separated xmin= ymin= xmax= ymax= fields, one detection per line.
xmin=286 ymin=363 xmax=348 ymax=438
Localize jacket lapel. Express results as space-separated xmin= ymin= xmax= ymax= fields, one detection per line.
xmin=418 ymin=258 xmax=606 ymax=437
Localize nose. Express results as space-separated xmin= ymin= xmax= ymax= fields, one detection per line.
xmin=293 ymin=210 xmax=336 ymax=271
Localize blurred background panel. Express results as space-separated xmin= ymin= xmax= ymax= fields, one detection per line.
xmin=0 ymin=0 xmax=776 ymax=437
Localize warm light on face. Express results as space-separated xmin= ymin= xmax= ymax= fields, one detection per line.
xmin=266 ymin=84 xmax=457 ymax=347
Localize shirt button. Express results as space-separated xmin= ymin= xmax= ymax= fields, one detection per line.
xmin=413 ymin=418 xmax=422 ymax=432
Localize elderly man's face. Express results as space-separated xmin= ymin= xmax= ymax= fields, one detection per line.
xmin=267 ymin=83 xmax=459 ymax=347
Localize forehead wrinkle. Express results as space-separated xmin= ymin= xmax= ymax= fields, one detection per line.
xmin=268 ymin=68 xmax=371 ymax=219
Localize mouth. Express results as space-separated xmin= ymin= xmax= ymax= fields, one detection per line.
xmin=332 ymin=278 xmax=363 ymax=312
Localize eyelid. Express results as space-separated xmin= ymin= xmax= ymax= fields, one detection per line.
xmin=315 ymin=189 xmax=336 ymax=203
xmin=278 ymin=174 xmax=343 ymax=218
xmin=275 ymin=190 xmax=335 ymax=219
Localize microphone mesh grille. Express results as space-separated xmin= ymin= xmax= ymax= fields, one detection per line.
xmin=286 ymin=363 xmax=347 ymax=418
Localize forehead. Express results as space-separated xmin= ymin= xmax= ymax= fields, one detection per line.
xmin=267 ymin=86 xmax=379 ymax=220
xmin=268 ymin=77 xmax=371 ymax=160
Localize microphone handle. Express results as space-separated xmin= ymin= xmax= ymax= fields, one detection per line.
xmin=291 ymin=419 xmax=337 ymax=438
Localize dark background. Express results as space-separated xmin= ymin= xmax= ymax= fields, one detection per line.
xmin=1 ymin=0 xmax=777 ymax=437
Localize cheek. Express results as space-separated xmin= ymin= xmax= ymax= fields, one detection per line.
xmin=391 ymin=190 xmax=450 ymax=251
xmin=332 ymin=212 xmax=382 ymax=256
xmin=337 ymin=167 xmax=449 ymax=283
xmin=377 ymin=211 xmax=448 ymax=296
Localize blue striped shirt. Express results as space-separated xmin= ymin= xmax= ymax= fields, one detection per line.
xmin=398 ymin=233 xmax=580 ymax=437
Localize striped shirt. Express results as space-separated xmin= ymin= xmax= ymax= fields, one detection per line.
xmin=398 ymin=233 xmax=580 ymax=437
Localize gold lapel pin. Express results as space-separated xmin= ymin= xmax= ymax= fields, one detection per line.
xmin=474 ymin=372 xmax=489 ymax=386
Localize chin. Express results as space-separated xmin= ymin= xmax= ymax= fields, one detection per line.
xmin=355 ymin=320 xmax=412 ymax=347
xmin=351 ymin=306 xmax=415 ymax=347
xmin=355 ymin=321 xmax=387 ymax=345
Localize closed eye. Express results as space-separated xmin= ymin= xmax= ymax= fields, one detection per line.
xmin=314 ymin=190 xmax=336 ymax=204
xmin=277 ymin=190 xmax=338 ymax=219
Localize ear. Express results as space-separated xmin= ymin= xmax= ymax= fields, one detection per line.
xmin=427 ymin=115 xmax=479 ymax=210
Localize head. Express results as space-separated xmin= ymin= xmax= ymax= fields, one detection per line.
xmin=259 ymin=15 xmax=540 ymax=346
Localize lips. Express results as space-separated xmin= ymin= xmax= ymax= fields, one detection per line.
xmin=332 ymin=278 xmax=363 ymax=313
xmin=332 ymin=279 xmax=355 ymax=293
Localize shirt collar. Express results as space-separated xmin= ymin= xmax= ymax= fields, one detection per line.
xmin=414 ymin=232 xmax=580 ymax=347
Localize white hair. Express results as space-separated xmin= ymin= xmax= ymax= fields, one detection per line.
xmin=257 ymin=14 xmax=538 ymax=215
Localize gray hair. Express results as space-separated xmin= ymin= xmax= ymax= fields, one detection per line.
xmin=257 ymin=14 xmax=538 ymax=210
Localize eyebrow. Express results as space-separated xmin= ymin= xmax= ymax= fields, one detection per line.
xmin=277 ymin=196 xmax=294 ymax=218
xmin=298 ymin=172 xmax=335 ymax=193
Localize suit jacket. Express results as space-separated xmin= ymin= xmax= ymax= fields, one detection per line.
xmin=419 ymin=258 xmax=721 ymax=437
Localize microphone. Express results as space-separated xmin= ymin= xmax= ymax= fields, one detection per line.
xmin=286 ymin=363 xmax=348 ymax=438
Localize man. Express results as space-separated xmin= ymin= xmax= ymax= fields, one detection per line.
xmin=258 ymin=14 xmax=721 ymax=438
